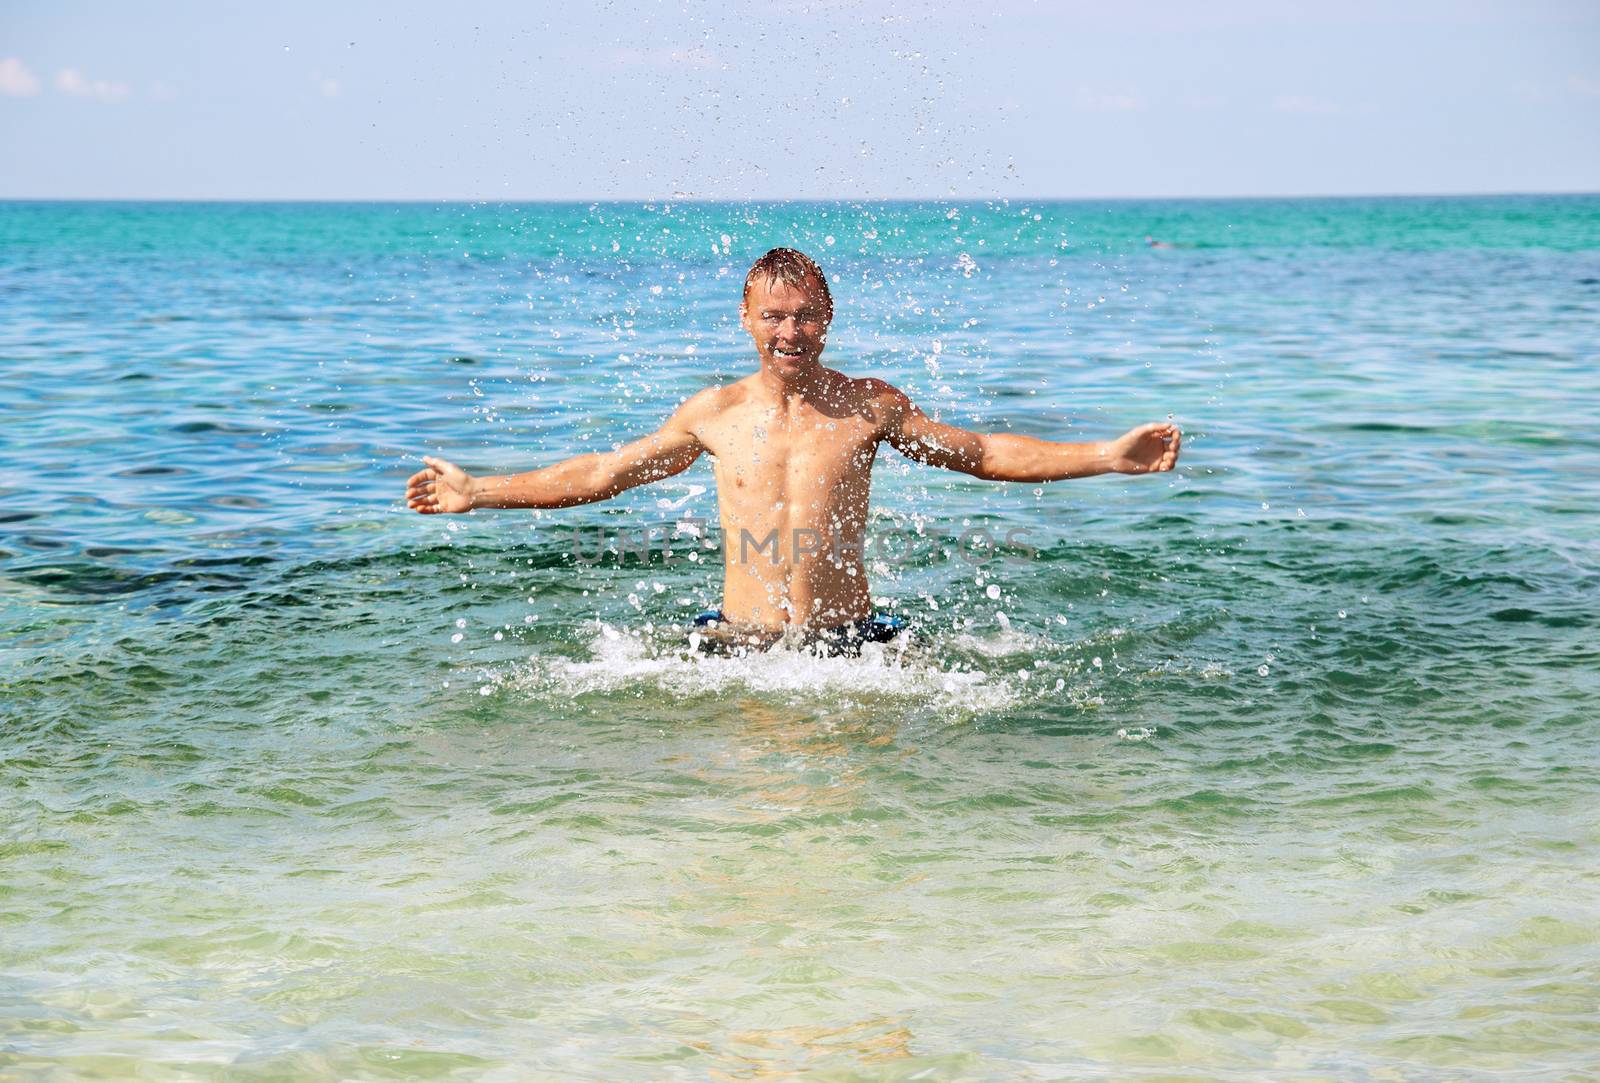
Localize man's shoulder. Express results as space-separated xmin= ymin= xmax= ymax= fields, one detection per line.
xmin=670 ymin=380 xmax=750 ymax=425
xmin=680 ymin=380 xmax=740 ymax=410
xmin=836 ymin=372 xmax=910 ymax=411
xmin=822 ymin=372 xmax=912 ymax=439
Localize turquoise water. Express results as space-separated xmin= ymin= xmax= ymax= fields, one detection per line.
xmin=3 ymin=196 xmax=1599 ymax=1079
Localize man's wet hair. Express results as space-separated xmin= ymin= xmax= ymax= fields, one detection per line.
xmin=742 ymin=248 xmax=832 ymax=313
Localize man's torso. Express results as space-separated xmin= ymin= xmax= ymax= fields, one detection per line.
xmin=690 ymin=371 xmax=892 ymax=630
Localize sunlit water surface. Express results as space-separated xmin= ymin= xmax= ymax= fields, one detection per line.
xmin=3 ymin=197 xmax=1599 ymax=1080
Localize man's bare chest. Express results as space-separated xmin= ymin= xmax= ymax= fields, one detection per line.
xmin=698 ymin=407 xmax=880 ymax=494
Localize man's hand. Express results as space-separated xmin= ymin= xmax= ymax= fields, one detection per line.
xmin=406 ymin=456 xmax=476 ymax=514
xmin=1106 ymin=422 xmax=1181 ymax=474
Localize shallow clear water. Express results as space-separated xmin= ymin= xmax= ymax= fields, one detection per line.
xmin=3 ymin=197 xmax=1599 ymax=1079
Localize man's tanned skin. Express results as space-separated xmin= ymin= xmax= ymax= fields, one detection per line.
xmin=407 ymin=249 xmax=1180 ymax=633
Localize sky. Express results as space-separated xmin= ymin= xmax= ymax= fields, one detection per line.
xmin=2 ymin=0 xmax=1598 ymax=200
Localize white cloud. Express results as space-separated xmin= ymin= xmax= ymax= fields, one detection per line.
xmin=0 ymin=57 xmax=41 ymax=97
xmin=1272 ymin=95 xmax=1341 ymax=116
xmin=1568 ymin=75 xmax=1600 ymax=98
xmin=1075 ymin=88 xmax=1143 ymax=112
xmin=56 ymin=67 xmax=130 ymax=103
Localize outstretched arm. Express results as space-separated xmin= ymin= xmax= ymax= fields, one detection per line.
xmin=876 ymin=382 xmax=1179 ymax=482
xmin=406 ymin=394 xmax=708 ymax=514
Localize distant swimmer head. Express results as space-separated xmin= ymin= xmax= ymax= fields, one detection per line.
xmin=741 ymin=248 xmax=833 ymax=380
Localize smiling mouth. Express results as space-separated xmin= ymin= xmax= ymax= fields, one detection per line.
xmin=772 ymin=347 xmax=806 ymax=358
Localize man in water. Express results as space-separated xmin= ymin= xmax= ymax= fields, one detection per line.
xmin=407 ymin=248 xmax=1179 ymax=650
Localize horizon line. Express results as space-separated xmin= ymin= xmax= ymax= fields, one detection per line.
xmin=2 ymin=188 xmax=1598 ymax=206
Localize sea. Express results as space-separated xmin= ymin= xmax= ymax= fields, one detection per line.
xmin=2 ymin=196 xmax=1598 ymax=1080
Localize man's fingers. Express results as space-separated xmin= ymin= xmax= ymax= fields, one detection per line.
xmin=408 ymin=458 xmax=459 ymax=514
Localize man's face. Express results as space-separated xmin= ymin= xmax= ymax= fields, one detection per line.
xmin=740 ymin=274 xmax=831 ymax=381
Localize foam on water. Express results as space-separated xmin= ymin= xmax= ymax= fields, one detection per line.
xmin=480 ymin=621 xmax=1078 ymax=717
